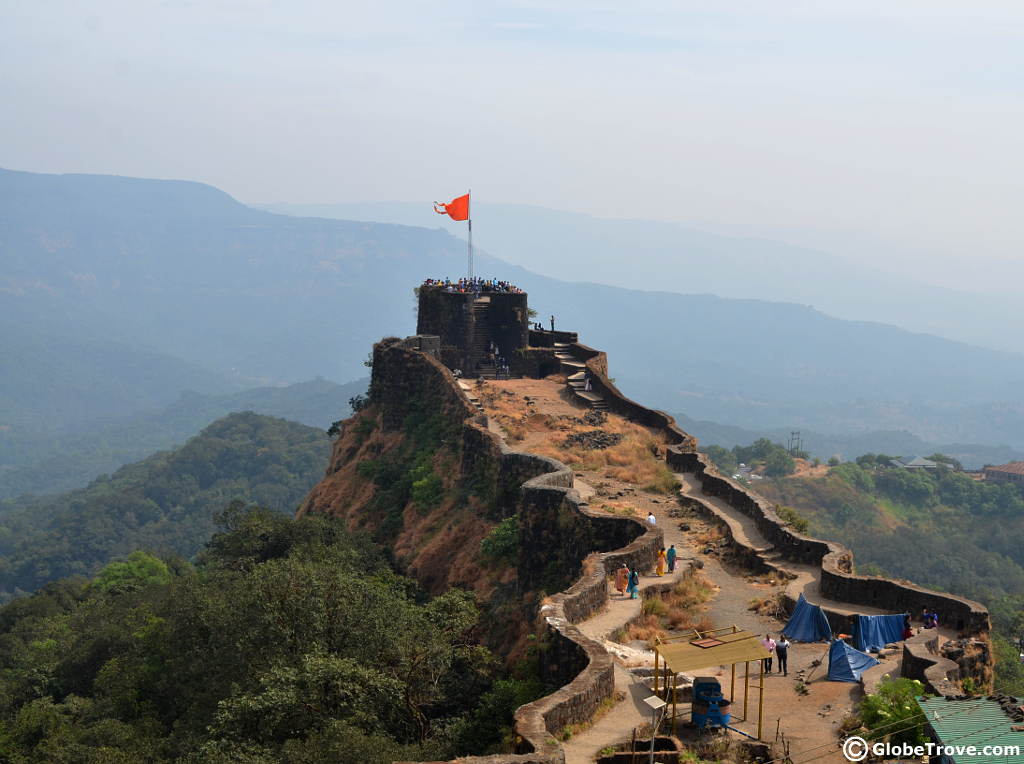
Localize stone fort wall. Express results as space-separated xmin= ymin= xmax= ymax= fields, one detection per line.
xmin=369 ymin=327 xmax=991 ymax=764
xmin=370 ymin=339 xmax=664 ymax=764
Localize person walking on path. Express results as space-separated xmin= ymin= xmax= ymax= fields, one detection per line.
xmin=646 ymin=512 xmax=657 ymax=525
xmin=775 ymin=635 xmax=790 ymax=676
xmin=761 ymin=634 xmax=776 ymax=674
xmin=666 ymin=544 xmax=677 ymax=573
xmin=614 ymin=564 xmax=629 ymax=597
xmin=627 ymin=568 xmax=640 ymax=599
xmin=656 ymin=548 xmax=667 ymax=576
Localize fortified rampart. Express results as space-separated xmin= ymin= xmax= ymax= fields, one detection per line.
xmin=416 ymin=286 xmax=529 ymax=375
xmin=313 ymin=301 xmax=992 ymax=764
xmin=356 ymin=337 xmax=664 ymax=764
xmin=664 ymin=450 xmax=990 ymax=637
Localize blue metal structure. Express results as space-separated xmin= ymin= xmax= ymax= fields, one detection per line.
xmin=691 ymin=677 xmax=732 ymax=730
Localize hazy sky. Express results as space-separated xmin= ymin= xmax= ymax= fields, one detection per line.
xmin=3 ymin=1 xmax=1023 ymax=288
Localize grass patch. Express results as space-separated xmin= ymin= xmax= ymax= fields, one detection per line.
xmin=748 ymin=592 xmax=787 ymax=619
xmin=475 ymin=388 xmax=672 ymax=490
xmin=596 ymin=501 xmax=638 ymax=517
xmin=616 ymin=571 xmax=716 ymax=645
xmin=775 ymin=504 xmax=810 ymax=533
xmin=559 ymin=692 xmax=623 ymax=739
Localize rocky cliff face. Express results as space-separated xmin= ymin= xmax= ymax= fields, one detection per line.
xmin=299 ymin=338 xmax=511 ymax=598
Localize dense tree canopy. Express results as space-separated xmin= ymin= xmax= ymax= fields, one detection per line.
xmin=0 ymin=412 xmax=330 ymax=600
xmin=0 ymin=507 xmax=541 ymax=762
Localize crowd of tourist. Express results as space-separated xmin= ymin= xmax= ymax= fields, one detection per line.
xmin=421 ymin=277 xmax=523 ymax=294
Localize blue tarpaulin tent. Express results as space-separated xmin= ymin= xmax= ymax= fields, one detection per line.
xmin=827 ymin=639 xmax=880 ymax=682
xmin=851 ymin=614 xmax=906 ymax=653
xmin=782 ymin=594 xmax=832 ymax=642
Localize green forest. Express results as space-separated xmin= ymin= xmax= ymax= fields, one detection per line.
xmin=0 ymin=506 xmax=541 ymax=762
xmin=708 ymin=443 xmax=1024 ymax=694
xmin=0 ymin=412 xmax=330 ymax=601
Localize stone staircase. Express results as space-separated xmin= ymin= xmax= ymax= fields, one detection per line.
xmin=471 ymin=299 xmax=496 ymax=378
xmin=556 ymin=343 xmax=608 ymax=411
xmin=457 ymin=380 xmax=484 ymax=412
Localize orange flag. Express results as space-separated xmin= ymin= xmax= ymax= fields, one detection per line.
xmin=434 ymin=193 xmax=470 ymax=221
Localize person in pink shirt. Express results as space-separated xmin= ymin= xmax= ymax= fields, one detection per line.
xmin=762 ymin=634 xmax=776 ymax=673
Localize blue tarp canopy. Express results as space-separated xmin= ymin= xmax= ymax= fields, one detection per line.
xmin=782 ymin=594 xmax=832 ymax=642
xmin=852 ymin=613 xmax=906 ymax=653
xmin=827 ymin=639 xmax=880 ymax=682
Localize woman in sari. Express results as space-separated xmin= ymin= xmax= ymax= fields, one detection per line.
xmin=614 ymin=564 xmax=629 ymax=596
xmin=656 ymin=547 xmax=667 ymax=576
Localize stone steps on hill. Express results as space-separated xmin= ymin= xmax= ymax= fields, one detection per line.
xmin=456 ymin=380 xmax=484 ymax=411
xmin=575 ymin=390 xmax=608 ymax=410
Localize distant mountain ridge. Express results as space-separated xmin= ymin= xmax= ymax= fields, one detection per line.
xmin=260 ymin=200 xmax=1024 ymax=356
xmin=0 ymin=378 xmax=367 ymax=499
xmin=678 ymin=414 xmax=1024 ymax=470
xmin=5 ymin=167 xmax=1024 ymax=455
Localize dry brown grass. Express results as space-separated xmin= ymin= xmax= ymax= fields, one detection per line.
xmin=594 ymin=500 xmax=638 ymax=517
xmin=618 ymin=571 xmax=716 ymax=645
xmin=748 ymin=592 xmax=788 ymax=619
xmin=478 ymin=388 xmax=676 ymax=491
xmin=694 ymin=525 xmax=725 ymax=547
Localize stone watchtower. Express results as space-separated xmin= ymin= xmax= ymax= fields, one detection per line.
xmin=416 ymin=285 xmax=529 ymax=378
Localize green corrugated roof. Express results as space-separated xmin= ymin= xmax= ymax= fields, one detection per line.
xmin=918 ymin=696 xmax=1024 ymax=763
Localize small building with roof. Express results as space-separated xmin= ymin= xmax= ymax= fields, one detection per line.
xmin=983 ymin=461 xmax=1024 ymax=485
xmin=889 ymin=456 xmax=940 ymax=471
xmin=918 ymin=694 xmax=1024 ymax=763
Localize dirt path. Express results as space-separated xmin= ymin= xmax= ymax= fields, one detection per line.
xmin=474 ymin=379 xmax=907 ymax=763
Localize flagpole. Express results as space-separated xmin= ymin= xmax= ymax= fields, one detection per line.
xmin=467 ymin=188 xmax=473 ymax=280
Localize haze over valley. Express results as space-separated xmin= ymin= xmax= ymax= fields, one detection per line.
xmin=4 ymin=3 xmax=1024 ymax=759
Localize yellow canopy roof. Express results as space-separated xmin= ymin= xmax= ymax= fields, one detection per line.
xmin=655 ymin=630 xmax=771 ymax=674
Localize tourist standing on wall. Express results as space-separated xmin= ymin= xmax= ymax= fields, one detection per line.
xmin=761 ymin=634 xmax=776 ymax=673
xmin=775 ymin=635 xmax=790 ymax=676
xmin=550 ymin=315 xmax=555 ymax=331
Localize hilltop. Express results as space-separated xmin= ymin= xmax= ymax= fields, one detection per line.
xmin=0 ymin=292 xmax=1000 ymax=762
xmin=6 ymin=168 xmax=1024 ymax=455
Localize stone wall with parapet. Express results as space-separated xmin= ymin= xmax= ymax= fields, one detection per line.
xmin=572 ymin=343 xmax=697 ymax=452
xmin=666 ymin=449 xmax=990 ymax=637
xmin=378 ymin=337 xmax=665 ymax=764
xmin=665 ymin=448 xmax=992 ymax=696
xmin=370 ymin=337 xmax=478 ymax=431
xmin=901 ymin=634 xmax=963 ymax=697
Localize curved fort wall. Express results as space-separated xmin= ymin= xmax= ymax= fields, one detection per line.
xmin=368 ymin=329 xmax=990 ymax=764
xmin=372 ymin=339 xmax=663 ymax=764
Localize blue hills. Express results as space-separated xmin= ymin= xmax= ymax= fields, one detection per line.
xmin=4 ymin=167 xmax=1024 ymax=494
